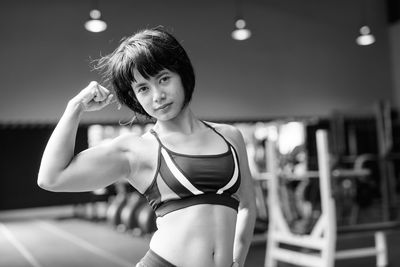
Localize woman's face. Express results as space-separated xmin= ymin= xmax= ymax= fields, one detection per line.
xmin=131 ymin=68 xmax=186 ymax=121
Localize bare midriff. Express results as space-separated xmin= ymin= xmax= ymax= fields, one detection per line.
xmin=149 ymin=204 xmax=237 ymax=267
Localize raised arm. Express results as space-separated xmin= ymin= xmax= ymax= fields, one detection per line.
xmin=37 ymin=81 xmax=130 ymax=192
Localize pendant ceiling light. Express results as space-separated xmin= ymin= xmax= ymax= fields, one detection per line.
xmin=84 ymin=1 xmax=107 ymax=33
xmin=356 ymin=25 xmax=375 ymax=46
xmin=232 ymin=18 xmax=251 ymax=41
xmin=231 ymin=0 xmax=251 ymax=41
xmin=356 ymin=0 xmax=375 ymax=46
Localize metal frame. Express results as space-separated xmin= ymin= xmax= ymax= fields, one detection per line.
xmin=265 ymin=130 xmax=388 ymax=267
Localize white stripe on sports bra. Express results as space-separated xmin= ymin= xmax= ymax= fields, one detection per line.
xmin=217 ymin=146 xmax=239 ymax=194
xmin=160 ymin=148 xmax=204 ymax=195
xmin=157 ymin=174 xmax=181 ymax=202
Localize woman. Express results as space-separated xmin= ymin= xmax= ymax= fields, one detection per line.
xmin=38 ymin=27 xmax=256 ymax=267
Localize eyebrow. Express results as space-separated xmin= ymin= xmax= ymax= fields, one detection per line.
xmin=132 ymin=70 xmax=170 ymax=89
xmin=155 ymin=70 xmax=169 ymax=79
xmin=133 ymin=82 xmax=147 ymax=89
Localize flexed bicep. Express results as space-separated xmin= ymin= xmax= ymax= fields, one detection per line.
xmin=39 ymin=137 xmax=132 ymax=192
xmin=38 ymin=81 xmax=117 ymax=191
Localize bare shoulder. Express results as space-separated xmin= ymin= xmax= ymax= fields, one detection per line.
xmin=111 ymin=130 xmax=158 ymax=157
xmin=109 ymin=130 xmax=159 ymax=192
xmin=204 ymin=121 xmax=244 ymax=145
xmin=94 ymin=130 xmax=158 ymax=173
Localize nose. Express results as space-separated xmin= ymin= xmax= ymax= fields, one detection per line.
xmin=153 ymin=88 xmax=166 ymax=103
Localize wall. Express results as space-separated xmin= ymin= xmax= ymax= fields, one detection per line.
xmin=0 ymin=0 xmax=394 ymax=123
xmin=1 ymin=0 xmax=397 ymax=211
xmin=0 ymin=124 xmax=94 ymax=210
xmin=390 ymin=21 xmax=400 ymax=109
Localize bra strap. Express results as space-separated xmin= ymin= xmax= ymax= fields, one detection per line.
xmin=151 ymin=122 xmax=233 ymax=148
xmin=149 ymin=129 xmax=164 ymax=147
xmin=201 ymin=121 xmax=232 ymax=147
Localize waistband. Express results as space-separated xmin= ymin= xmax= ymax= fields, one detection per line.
xmin=155 ymin=193 xmax=239 ymax=217
xmin=136 ymin=249 xmax=176 ymax=267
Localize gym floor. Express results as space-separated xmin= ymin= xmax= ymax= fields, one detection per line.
xmin=1 ymin=207 xmax=400 ymax=267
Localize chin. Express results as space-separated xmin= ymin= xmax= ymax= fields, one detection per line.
xmin=154 ymin=105 xmax=185 ymax=121
xmin=156 ymin=113 xmax=178 ymax=121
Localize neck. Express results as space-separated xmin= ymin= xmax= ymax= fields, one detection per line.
xmin=154 ymin=106 xmax=203 ymax=135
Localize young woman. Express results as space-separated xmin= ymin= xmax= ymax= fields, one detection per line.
xmin=38 ymin=27 xmax=256 ymax=267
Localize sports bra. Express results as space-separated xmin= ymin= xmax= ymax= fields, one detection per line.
xmin=142 ymin=122 xmax=241 ymax=217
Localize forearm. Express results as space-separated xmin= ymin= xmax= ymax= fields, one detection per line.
xmin=233 ymin=205 xmax=257 ymax=267
xmin=38 ymin=100 xmax=83 ymax=188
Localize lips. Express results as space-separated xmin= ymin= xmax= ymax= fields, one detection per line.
xmin=154 ymin=103 xmax=172 ymax=111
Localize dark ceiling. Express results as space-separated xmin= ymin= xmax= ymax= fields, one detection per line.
xmin=387 ymin=0 xmax=400 ymax=23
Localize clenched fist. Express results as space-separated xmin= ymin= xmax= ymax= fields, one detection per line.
xmin=70 ymin=81 xmax=114 ymax=112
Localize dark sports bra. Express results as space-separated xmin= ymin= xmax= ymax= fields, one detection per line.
xmin=142 ymin=122 xmax=241 ymax=217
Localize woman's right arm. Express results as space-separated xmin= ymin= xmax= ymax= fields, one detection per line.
xmin=37 ymin=81 xmax=131 ymax=192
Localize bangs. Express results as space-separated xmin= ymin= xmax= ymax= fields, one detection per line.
xmin=133 ymin=56 xmax=165 ymax=83
xmin=130 ymin=43 xmax=176 ymax=83
xmin=109 ymin=45 xmax=166 ymax=93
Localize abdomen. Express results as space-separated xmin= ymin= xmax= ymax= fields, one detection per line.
xmin=149 ymin=204 xmax=237 ymax=267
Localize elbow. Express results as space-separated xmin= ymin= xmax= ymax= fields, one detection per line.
xmin=37 ymin=177 xmax=54 ymax=191
xmin=246 ymin=195 xmax=258 ymax=218
xmin=37 ymin=179 xmax=50 ymax=190
xmin=37 ymin=172 xmax=60 ymax=192
xmin=246 ymin=198 xmax=258 ymax=226
xmin=238 ymin=198 xmax=257 ymax=223
xmin=37 ymin=180 xmax=62 ymax=192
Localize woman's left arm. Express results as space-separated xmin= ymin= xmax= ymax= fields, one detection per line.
xmin=229 ymin=126 xmax=257 ymax=267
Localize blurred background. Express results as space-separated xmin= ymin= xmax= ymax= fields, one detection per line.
xmin=1 ymin=0 xmax=400 ymax=266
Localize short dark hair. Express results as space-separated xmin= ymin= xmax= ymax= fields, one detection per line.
xmin=96 ymin=27 xmax=195 ymax=117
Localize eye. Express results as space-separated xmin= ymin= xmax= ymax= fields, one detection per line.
xmin=137 ymin=86 xmax=148 ymax=93
xmin=159 ymin=76 xmax=170 ymax=84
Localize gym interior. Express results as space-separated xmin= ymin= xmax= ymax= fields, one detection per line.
xmin=2 ymin=0 xmax=400 ymax=266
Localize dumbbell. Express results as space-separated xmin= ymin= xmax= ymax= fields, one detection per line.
xmin=136 ymin=203 xmax=157 ymax=235
xmin=106 ymin=193 xmax=128 ymax=229
xmin=120 ymin=192 xmax=146 ymax=232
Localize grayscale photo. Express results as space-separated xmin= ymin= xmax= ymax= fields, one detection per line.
xmin=0 ymin=1 xmax=399 ymax=267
